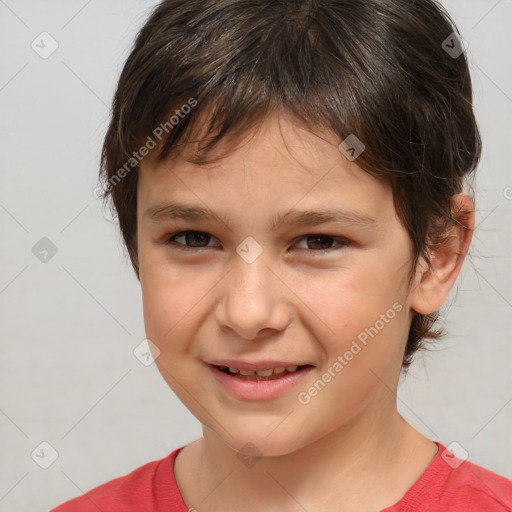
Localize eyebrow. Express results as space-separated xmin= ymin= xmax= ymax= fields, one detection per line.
xmin=144 ymin=201 xmax=379 ymax=231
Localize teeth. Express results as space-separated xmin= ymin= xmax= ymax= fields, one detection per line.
xmin=218 ymin=365 xmax=305 ymax=376
xmin=256 ymin=369 xmax=273 ymax=377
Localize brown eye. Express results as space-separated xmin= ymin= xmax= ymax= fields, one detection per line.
xmin=163 ymin=231 xmax=349 ymax=254
xmin=306 ymin=235 xmax=335 ymax=250
xmin=295 ymin=234 xmax=350 ymax=252
xmin=165 ymin=231 xmax=216 ymax=248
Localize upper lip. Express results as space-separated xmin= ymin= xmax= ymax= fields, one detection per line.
xmin=206 ymin=360 xmax=313 ymax=371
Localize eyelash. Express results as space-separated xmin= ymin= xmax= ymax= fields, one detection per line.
xmin=163 ymin=231 xmax=350 ymax=254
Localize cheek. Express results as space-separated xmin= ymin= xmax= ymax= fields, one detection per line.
xmin=140 ymin=251 xmax=185 ymax=344
xmin=299 ymin=262 xmax=409 ymax=376
xmin=140 ymin=254 xmax=216 ymax=354
xmin=298 ymin=263 xmax=405 ymax=333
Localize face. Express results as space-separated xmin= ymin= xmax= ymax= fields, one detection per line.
xmin=136 ymin=113 xmax=417 ymax=457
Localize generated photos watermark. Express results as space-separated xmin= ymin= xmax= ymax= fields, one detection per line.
xmin=93 ymin=97 xmax=197 ymax=199
xmin=297 ymin=301 xmax=403 ymax=405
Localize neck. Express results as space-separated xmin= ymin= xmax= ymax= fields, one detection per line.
xmin=179 ymin=399 xmax=437 ymax=511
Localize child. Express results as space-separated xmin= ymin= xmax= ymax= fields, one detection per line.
xmin=52 ymin=0 xmax=512 ymax=510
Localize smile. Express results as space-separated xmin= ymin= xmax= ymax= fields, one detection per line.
xmin=214 ymin=364 xmax=310 ymax=379
xmin=208 ymin=363 xmax=315 ymax=401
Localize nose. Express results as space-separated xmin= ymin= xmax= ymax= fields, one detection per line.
xmin=215 ymin=252 xmax=292 ymax=341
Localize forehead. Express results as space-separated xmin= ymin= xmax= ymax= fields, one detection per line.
xmin=137 ymin=114 xmax=394 ymax=227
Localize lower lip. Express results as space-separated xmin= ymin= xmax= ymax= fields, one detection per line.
xmin=208 ymin=364 xmax=314 ymax=401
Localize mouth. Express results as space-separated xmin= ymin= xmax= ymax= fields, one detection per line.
xmin=210 ymin=364 xmax=313 ymax=380
xmin=207 ymin=362 xmax=315 ymax=401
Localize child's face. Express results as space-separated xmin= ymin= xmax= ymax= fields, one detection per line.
xmin=137 ymin=113 xmax=418 ymax=456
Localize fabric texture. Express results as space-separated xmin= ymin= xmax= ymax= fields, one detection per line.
xmin=50 ymin=442 xmax=512 ymax=511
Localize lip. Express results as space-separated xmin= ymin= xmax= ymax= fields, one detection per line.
xmin=207 ymin=363 xmax=314 ymax=401
xmin=206 ymin=359 xmax=310 ymax=372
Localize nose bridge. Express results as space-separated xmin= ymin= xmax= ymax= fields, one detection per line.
xmin=231 ymin=242 xmax=274 ymax=309
xmin=217 ymin=239 xmax=289 ymax=339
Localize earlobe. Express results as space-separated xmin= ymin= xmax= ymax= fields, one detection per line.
xmin=410 ymin=194 xmax=474 ymax=315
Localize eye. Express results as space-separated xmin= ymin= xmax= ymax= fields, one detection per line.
xmin=293 ymin=234 xmax=350 ymax=253
xmin=164 ymin=231 xmax=219 ymax=249
xmin=163 ymin=231 xmax=349 ymax=253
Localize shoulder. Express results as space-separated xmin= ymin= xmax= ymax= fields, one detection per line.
xmin=49 ymin=448 xmax=183 ymax=512
xmin=440 ymin=457 xmax=512 ymax=511
xmin=385 ymin=443 xmax=512 ymax=512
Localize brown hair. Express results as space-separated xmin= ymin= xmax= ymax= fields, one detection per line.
xmin=99 ymin=0 xmax=481 ymax=370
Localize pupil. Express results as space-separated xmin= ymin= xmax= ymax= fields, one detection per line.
xmin=186 ymin=232 xmax=208 ymax=247
xmin=308 ymin=235 xmax=332 ymax=250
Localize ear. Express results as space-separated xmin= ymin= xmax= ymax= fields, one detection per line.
xmin=410 ymin=194 xmax=474 ymax=315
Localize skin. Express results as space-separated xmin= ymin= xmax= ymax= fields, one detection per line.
xmin=136 ymin=111 xmax=474 ymax=512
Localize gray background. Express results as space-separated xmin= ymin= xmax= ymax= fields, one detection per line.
xmin=0 ymin=0 xmax=511 ymax=510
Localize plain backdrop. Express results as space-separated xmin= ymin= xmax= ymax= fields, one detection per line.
xmin=0 ymin=0 xmax=511 ymax=510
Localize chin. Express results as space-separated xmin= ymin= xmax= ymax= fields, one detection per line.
xmin=216 ymin=427 xmax=310 ymax=459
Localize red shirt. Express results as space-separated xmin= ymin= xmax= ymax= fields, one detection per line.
xmin=50 ymin=442 xmax=512 ymax=511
